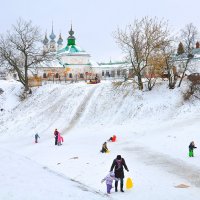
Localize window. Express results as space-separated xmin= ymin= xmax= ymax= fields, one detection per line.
xmin=122 ymin=69 xmax=127 ymax=75
xmin=80 ymin=73 xmax=84 ymax=78
xmin=111 ymin=70 xmax=115 ymax=77
xmin=102 ymin=71 xmax=105 ymax=76
xmin=55 ymin=73 xmax=59 ymax=78
xmin=43 ymin=73 xmax=47 ymax=78
xmin=106 ymin=71 xmax=110 ymax=77
xmin=117 ymin=70 xmax=120 ymax=76
xmin=69 ymin=73 xmax=73 ymax=78
xmin=129 ymin=69 xmax=134 ymax=77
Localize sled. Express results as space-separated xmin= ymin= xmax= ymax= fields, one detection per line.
xmin=87 ymin=79 xmax=100 ymax=84
xmin=175 ymin=184 xmax=190 ymax=188
xmin=126 ymin=177 xmax=133 ymax=189
xmin=106 ymin=150 xmax=110 ymax=153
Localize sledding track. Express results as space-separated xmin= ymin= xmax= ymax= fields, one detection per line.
xmin=124 ymin=145 xmax=200 ymax=188
xmin=62 ymin=84 xmax=99 ymax=134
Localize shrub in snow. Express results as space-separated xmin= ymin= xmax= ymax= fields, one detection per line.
xmin=0 ymin=88 xmax=4 ymax=95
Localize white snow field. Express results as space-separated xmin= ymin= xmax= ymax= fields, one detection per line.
xmin=0 ymin=79 xmax=200 ymax=200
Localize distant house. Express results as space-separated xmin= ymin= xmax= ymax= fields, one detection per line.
xmin=174 ymin=42 xmax=200 ymax=75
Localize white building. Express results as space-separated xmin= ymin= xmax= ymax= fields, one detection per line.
xmin=40 ymin=25 xmax=129 ymax=81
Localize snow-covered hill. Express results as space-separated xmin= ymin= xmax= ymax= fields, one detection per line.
xmin=0 ymin=80 xmax=200 ymax=200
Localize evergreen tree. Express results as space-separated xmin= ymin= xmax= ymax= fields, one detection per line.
xmin=177 ymin=42 xmax=185 ymax=55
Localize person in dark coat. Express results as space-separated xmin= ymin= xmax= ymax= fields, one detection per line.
xmin=189 ymin=141 xmax=197 ymax=157
xmin=35 ymin=133 xmax=40 ymax=143
xmin=100 ymin=142 xmax=109 ymax=153
xmin=108 ymin=137 xmax=113 ymax=142
xmin=110 ymin=155 xmax=129 ymax=192
xmin=54 ymin=129 xmax=59 ymax=145
xmin=95 ymin=74 xmax=98 ymax=83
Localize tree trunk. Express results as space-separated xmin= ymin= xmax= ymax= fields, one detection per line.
xmin=178 ymin=59 xmax=190 ymax=87
xmin=24 ymin=55 xmax=29 ymax=91
xmin=137 ymin=74 xmax=143 ymax=90
xmin=148 ymin=80 xmax=152 ymax=91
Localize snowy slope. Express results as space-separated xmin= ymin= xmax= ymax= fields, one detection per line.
xmin=0 ymin=80 xmax=200 ymax=200
xmin=0 ymin=148 xmax=108 ymax=200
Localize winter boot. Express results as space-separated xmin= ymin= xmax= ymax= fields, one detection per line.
xmin=115 ymin=181 xmax=118 ymax=192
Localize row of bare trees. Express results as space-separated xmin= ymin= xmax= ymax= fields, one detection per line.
xmin=115 ymin=17 xmax=199 ymax=90
xmin=0 ymin=18 xmax=199 ymax=91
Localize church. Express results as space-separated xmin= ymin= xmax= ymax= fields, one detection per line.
xmin=37 ymin=25 xmax=96 ymax=81
xmin=37 ymin=25 xmax=129 ymax=82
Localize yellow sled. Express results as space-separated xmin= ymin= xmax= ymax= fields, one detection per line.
xmin=106 ymin=150 xmax=110 ymax=153
xmin=126 ymin=177 xmax=133 ymax=189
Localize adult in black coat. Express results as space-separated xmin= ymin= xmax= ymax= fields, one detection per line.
xmin=54 ymin=129 xmax=59 ymax=145
xmin=110 ymin=155 xmax=129 ymax=192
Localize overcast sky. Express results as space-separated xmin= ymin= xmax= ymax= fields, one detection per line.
xmin=1 ymin=0 xmax=200 ymax=62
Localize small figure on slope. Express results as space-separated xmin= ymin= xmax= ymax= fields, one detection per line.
xmin=54 ymin=129 xmax=59 ymax=145
xmin=57 ymin=132 xmax=64 ymax=146
xmin=110 ymin=155 xmax=129 ymax=192
xmin=189 ymin=141 xmax=197 ymax=157
xmin=35 ymin=133 xmax=40 ymax=143
xmin=112 ymin=135 xmax=116 ymax=142
xmin=100 ymin=142 xmax=109 ymax=153
xmin=108 ymin=135 xmax=117 ymax=142
xmin=101 ymin=171 xmax=119 ymax=194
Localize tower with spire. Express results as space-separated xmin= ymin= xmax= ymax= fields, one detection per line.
xmin=67 ymin=24 xmax=76 ymax=46
xmin=57 ymin=33 xmax=63 ymax=50
xmin=49 ymin=22 xmax=56 ymax=52
xmin=43 ymin=32 xmax=49 ymax=52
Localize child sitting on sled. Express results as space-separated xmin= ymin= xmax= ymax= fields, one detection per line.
xmin=101 ymin=172 xmax=119 ymax=194
xmin=100 ymin=142 xmax=109 ymax=153
xmin=108 ymin=135 xmax=116 ymax=142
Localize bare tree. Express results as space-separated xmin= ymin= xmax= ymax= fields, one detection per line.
xmin=0 ymin=18 xmax=51 ymax=91
xmin=178 ymin=23 xmax=198 ymax=87
xmin=115 ymin=17 xmax=171 ymax=90
xmin=162 ymin=46 xmax=178 ymax=89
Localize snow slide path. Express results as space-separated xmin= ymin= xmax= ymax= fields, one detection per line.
xmin=123 ymin=144 xmax=200 ymax=188
xmin=62 ymin=84 xmax=99 ymax=133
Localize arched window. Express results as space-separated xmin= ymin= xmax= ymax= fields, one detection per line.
xmin=43 ymin=73 xmax=47 ymax=78
xmin=80 ymin=73 xmax=84 ymax=78
xmin=106 ymin=71 xmax=110 ymax=77
xmin=111 ymin=70 xmax=115 ymax=77
xmin=55 ymin=73 xmax=59 ymax=78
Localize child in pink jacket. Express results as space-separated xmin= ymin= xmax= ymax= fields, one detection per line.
xmin=101 ymin=172 xmax=119 ymax=194
xmin=57 ymin=132 xmax=64 ymax=146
